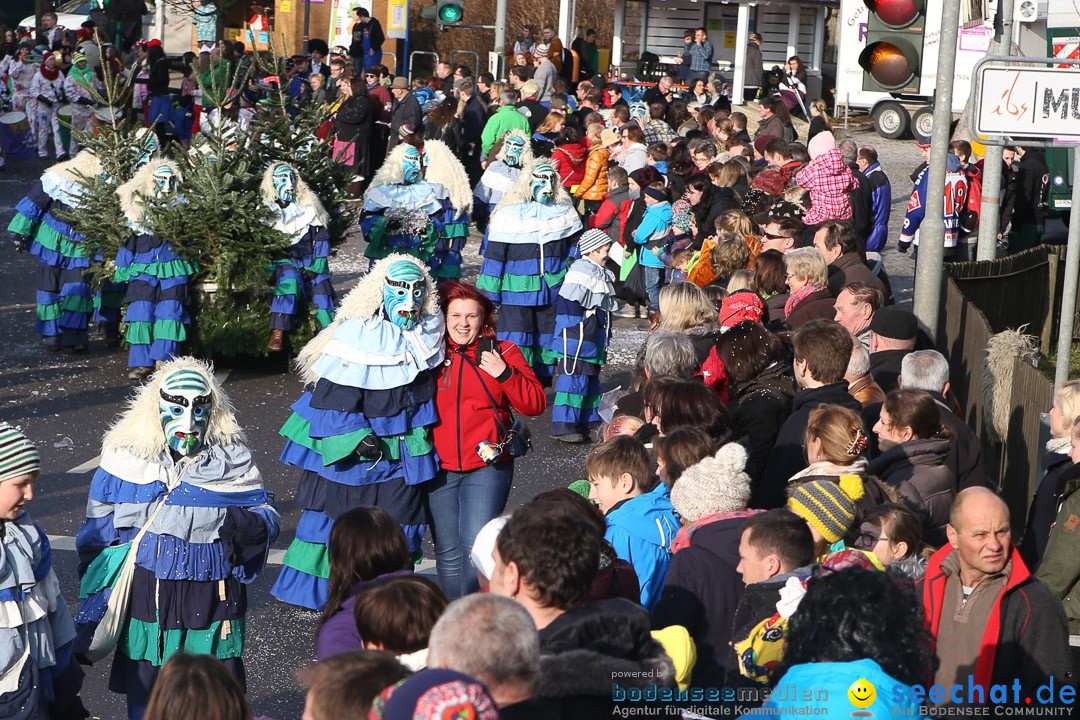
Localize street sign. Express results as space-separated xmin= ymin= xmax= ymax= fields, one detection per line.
xmin=975 ymin=63 xmax=1080 ymax=140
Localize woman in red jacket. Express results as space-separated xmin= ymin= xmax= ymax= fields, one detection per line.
xmin=427 ymin=282 xmax=547 ymax=599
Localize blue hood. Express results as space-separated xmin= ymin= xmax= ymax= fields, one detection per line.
xmin=606 ymin=482 xmax=679 ymax=550
xmin=745 ymin=659 xmax=920 ymax=716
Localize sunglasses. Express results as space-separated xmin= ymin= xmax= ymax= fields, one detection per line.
xmin=763 ymin=231 xmax=792 ymax=240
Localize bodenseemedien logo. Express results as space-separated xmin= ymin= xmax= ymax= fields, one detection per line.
xmin=848 ymin=678 xmax=876 ymax=717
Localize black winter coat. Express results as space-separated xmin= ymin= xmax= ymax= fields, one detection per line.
xmin=729 ymin=362 xmax=797 ymax=483
xmin=847 ymin=164 xmax=874 ymax=250
xmin=651 ymin=514 xmax=755 ymax=689
xmin=931 ymin=393 xmax=989 ymax=492
xmin=757 ymin=382 xmax=862 ymax=508
xmin=868 ymin=348 xmax=910 ymax=394
xmin=537 ymin=599 xmax=675 ymax=719
xmin=868 ymin=437 xmax=954 ymax=547
xmin=1011 ymin=149 xmax=1049 ymax=227
xmin=1020 ymin=447 xmax=1073 ymax=572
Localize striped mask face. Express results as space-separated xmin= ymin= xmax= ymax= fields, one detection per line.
xmin=158 ymin=369 xmax=212 ymax=456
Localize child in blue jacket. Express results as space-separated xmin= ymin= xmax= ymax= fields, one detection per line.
xmin=585 ymin=436 xmax=679 ymax=610
xmin=633 ymin=185 xmax=672 ymax=311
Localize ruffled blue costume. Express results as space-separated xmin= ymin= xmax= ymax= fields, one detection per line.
xmin=477 ymin=201 xmax=582 ymax=384
xmin=0 ymin=512 xmax=84 ymax=720
xmin=549 ymin=257 xmax=616 ymax=437
xmin=273 ymin=312 xmax=445 ymax=610
xmin=269 ymin=202 xmax=336 ymax=332
xmin=7 ymin=169 xmax=99 ymax=348
xmin=360 ymin=182 xmax=469 ymax=280
xmin=472 ymin=162 xmax=520 ymax=252
xmin=114 ymin=210 xmax=201 ymax=370
xmin=74 ymin=444 xmax=279 ymax=710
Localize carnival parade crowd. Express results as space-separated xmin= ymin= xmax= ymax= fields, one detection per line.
xmin=0 ymin=13 xmax=1075 ymax=720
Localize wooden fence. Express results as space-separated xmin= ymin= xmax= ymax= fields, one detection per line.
xmin=940 ymin=252 xmax=1058 ymax=533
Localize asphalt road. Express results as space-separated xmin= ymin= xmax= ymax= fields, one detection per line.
xmin=0 ymin=124 xmax=921 ymax=720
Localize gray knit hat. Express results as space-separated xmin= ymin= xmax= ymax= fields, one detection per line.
xmin=671 ymin=442 xmax=751 ymax=523
xmin=0 ymin=422 xmax=40 ymax=484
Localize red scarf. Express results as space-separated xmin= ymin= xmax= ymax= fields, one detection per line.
xmin=784 ymin=283 xmax=826 ymax=318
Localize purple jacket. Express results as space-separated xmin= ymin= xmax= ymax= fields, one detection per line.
xmin=316 ymin=568 xmax=413 ymax=660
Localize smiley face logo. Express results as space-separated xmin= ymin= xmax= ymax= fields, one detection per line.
xmin=848 ymin=678 xmax=876 ymax=715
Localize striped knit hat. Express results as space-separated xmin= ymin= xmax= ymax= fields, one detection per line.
xmin=0 ymin=423 xmax=40 ymax=484
xmin=787 ymin=474 xmax=864 ymax=544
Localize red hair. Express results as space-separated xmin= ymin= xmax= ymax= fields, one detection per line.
xmin=439 ymin=282 xmax=498 ymax=340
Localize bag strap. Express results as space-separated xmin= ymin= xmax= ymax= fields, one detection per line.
xmin=460 ymin=346 xmax=513 ymax=437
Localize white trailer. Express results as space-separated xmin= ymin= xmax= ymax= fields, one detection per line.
xmin=834 ymin=0 xmax=994 ymax=140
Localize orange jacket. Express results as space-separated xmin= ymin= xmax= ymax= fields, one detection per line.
xmin=576 ymin=145 xmax=610 ymax=201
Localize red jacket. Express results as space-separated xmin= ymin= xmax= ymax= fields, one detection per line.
xmin=551 ymin=141 xmax=588 ymax=189
xmin=433 ymin=338 xmax=547 ymax=472
xmin=922 ymin=544 xmax=1035 ymax=692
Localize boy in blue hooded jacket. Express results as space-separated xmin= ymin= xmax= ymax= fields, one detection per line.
xmin=585 ymin=436 xmax=680 ymax=610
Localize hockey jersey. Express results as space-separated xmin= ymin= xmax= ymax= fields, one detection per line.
xmin=900 ymin=153 xmax=968 ymax=250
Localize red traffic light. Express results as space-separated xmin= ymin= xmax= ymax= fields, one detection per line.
xmin=863 ymin=0 xmax=923 ymax=28
xmin=858 ymin=39 xmax=920 ymax=90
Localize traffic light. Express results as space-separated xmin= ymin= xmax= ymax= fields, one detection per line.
xmin=858 ymin=0 xmax=926 ymax=93
xmin=420 ymin=0 xmax=464 ymax=27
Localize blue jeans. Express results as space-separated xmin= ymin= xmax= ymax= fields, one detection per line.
xmin=425 ymin=461 xmax=514 ymax=599
xmin=643 ymin=266 xmax=663 ymax=310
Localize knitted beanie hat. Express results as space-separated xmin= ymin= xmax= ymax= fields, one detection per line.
xmin=808 ymin=130 xmax=837 ymax=160
xmin=0 ymin=422 xmax=40 ymax=484
xmin=787 ymin=474 xmax=865 ymax=544
xmin=671 ymin=442 xmax=751 ymax=523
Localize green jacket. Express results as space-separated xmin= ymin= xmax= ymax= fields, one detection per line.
xmin=481 ymin=105 xmax=530 ymax=156
xmin=1035 ymin=460 xmax=1080 ymax=635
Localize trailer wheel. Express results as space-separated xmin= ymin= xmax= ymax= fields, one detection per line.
xmin=873 ymin=102 xmax=911 ymax=139
xmin=911 ymin=107 xmax=934 ymax=143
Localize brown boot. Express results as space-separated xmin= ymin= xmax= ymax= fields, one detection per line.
xmin=268 ymin=329 xmax=285 ymax=352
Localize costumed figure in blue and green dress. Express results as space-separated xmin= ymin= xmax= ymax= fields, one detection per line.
xmin=74 ymin=358 xmax=280 ymax=719
xmin=7 ymin=151 xmax=107 ymax=352
xmin=472 ymin=129 xmax=532 ymax=245
xmin=264 ymin=161 xmax=336 ymax=352
xmin=360 ymin=136 xmax=472 ymax=280
xmin=114 ymin=160 xmax=201 ymax=381
xmin=549 ymin=228 xmax=617 ymax=443
xmin=273 ymin=254 xmax=444 ymax=610
xmin=477 ymin=158 xmax=583 ymax=385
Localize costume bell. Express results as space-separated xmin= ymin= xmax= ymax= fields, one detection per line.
xmin=273 ymin=254 xmax=444 ymax=610
xmin=74 ymin=359 xmax=280 ymax=719
xmin=263 ymin=161 xmax=336 ymax=352
xmin=360 ymin=138 xmax=472 ymax=280
xmin=477 ymin=159 xmax=583 ymax=384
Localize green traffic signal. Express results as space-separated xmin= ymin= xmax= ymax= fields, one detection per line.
xmin=438 ymin=2 xmax=463 ymax=22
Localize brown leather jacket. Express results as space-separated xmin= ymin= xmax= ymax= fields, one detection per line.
xmin=847 ymin=373 xmax=886 ymax=407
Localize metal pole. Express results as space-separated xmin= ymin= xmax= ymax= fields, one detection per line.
xmin=912 ymin=0 xmax=962 ymax=335
xmin=494 ymin=0 xmax=506 ymax=57
xmin=976 ymin=0 xmax=1015 ymax=261
xmin=302 ymin=0 xmax=311 ymax=53
xmin=403 ymin=0 xmax=411 ymax=77
xmin=1053 ymin=145 xmax=1080 ymax=394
